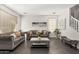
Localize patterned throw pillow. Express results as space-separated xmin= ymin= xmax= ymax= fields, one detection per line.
xmin=15 ymin=31 xmax=21 ymax=37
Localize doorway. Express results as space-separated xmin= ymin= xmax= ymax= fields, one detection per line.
xmin=48 ymin=15 xmax=58 ymax=32
xmin=48 ymin=15 xmax=58 ymax=38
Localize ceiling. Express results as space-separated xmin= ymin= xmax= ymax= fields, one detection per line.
xmin=5 ymin=4 xmax=75 ymax=15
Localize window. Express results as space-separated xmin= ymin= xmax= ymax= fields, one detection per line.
xmin=48 ymin=18 xmax=57 ymax=32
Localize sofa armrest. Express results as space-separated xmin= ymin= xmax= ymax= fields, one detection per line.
xmin=0 ymin=35 xmax=14 ymax=50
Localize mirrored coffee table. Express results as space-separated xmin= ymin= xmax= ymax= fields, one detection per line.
xmin=30 ymin=37 xmax=50 ymax=47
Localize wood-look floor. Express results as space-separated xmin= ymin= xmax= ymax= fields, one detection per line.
xmin=0 ymin=38 xmax=79 ymax=54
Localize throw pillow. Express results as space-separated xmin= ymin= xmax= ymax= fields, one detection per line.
xmin=10 ymin=33 xmax=16 ymax=39
xmin=15 ymin=31 xmax=21 ymax=37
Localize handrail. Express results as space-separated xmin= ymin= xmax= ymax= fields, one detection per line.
xmin=70 ymin=16 xmax=79 ymax=32
xmin=71 ymin=16 xmax=79 ymax=22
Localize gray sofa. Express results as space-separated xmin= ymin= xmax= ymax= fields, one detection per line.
xmin=0 ymin=34 xmax=24 ymax=51
xmin=61 ymin=36 xmax=79 ymax=49
xmin=27 ymin=30 xmax=50 ymax=40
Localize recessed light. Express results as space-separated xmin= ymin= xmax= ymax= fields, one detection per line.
xmin=52 ymin=12 xmax=56 ymax=14
xmin=24 ymin=12 xmax=27 ymax=14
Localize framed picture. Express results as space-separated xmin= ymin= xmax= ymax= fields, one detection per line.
xmin=32 ymin=22 xmax=47 ymax=27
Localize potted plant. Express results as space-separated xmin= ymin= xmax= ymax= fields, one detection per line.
xmin=54 ymin=29 xmax=61 ymax=39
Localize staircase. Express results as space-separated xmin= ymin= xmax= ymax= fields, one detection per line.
xmin=70 ymin=16 xmax=79 ymax=32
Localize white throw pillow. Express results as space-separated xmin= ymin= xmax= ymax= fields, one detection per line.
xmin=10 ymin=33 xmax=16 ymax=39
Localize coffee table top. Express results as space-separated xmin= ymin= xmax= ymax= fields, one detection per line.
xmin=30 ymin=37 xmax=50 ymax=41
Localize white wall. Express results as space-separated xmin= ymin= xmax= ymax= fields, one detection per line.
xmin=21 ymin=15 xmax=49 ymax=32
xmin=0 ymin=5 xmax=21 ymax=31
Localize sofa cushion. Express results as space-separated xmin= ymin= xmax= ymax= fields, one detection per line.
xmin=14 ymin=37 xmax=21 ymax=42
xmin=29 ymin=30 xmax=38 ymax=36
